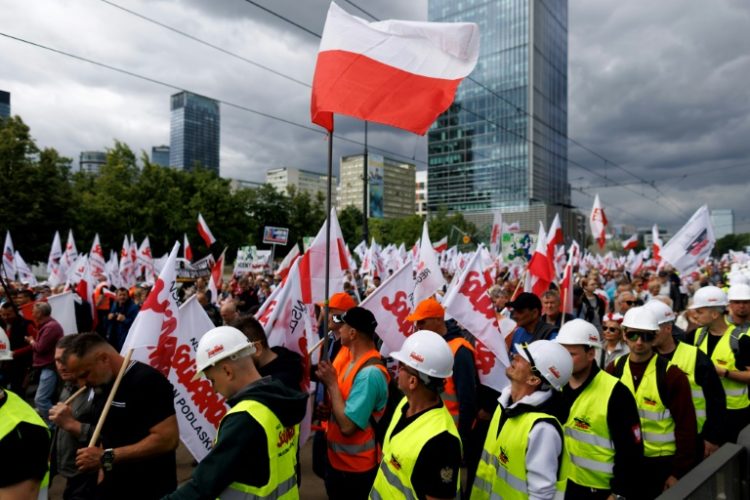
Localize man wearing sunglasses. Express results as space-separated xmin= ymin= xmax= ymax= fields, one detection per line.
xmin=607 ymin=307 xmax=697 ymax=498
xmin=687 ymin=286 xmax=750 ymax=444
xmin=472 ymin=340 xmax=573 ymax=499
xmin=555 ymin=319 xmax=642 ymax=500
xmin=614 ymin=291 xmax=638 ymax=315
xmin=644 ymin=299 xmax=726 ymax=459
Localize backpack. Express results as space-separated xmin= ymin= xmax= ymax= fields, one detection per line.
xmin=612 ymin=354 xmax=670 ymax=406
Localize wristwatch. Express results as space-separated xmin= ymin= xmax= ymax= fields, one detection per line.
xmin=101 ymin=448 xmax=115 ymax=472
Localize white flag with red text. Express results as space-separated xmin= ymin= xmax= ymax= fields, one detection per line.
xmin=414 ymin=221 xmax=446 ymax=304
xmin=590 ymin=194 xmax=608 ymax=249
xmin=3 ymin=231 xmax=15 ymax=279
xmin=490 ymin=211 xmax=503 ymax=258
xmin=88 ymin=234 xmax=106 ymax=277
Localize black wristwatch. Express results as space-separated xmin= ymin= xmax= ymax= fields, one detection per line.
xmin=101 ymin=448 xmax=115 ymax=472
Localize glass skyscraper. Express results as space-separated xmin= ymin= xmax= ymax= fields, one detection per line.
xmin=169 ymin=91 xmax=220 ymax=174
xmin=428 ymin=0 xmax=570 ymax=229
xmin=0 ymin=90 xmax=10 ymax=119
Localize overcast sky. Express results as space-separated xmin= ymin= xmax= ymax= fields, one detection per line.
xmin=1 ymin=0 xmax=749 ymax=233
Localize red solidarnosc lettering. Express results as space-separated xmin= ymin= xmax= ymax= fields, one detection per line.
xmin=143 ymin=278 xmax=179 ymax=376
xmin=257 ymin=300 xmax=277 ymax=327
xmin=459 ymin=271 xmax=497 ymax=323
xmin=277 ymin=426 xmax=296 ymax=448
xmin=474 ymin=340 xmax=496 ymax=375
xmin=382 ymin=291 xmax=413 ymax=338
xmin=172 ymin=344 xmax=227 ymax=426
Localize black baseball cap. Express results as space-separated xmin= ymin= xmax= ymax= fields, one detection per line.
xmin=333 ymin=306 xmax=377 ymax=336
xmin=506 ymin=292 xmax=542 ymax=311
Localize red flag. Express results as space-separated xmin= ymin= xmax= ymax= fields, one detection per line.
xmin=183 ymin=233 xmax=193 ymax=262
xmin=546 ymin=213 xmax=563 ymax=278
xmin=560 ymin=260 xmax=574 ymax=315
xmin=432 ymin=236 xmax=448 ymax=254
xmin=311 ymin=2 xmax=479 ymax=135
xmin=276 ymin=244 xmax=301 ymax=282
xmin=208 ymin=248 xmax=225 ymax=305
xmin=197 ymin=213 xmax=216 ymax=247
xmin=525 ymin=222 xmax=552 ymax=298
xmin=622 ymin=233 xmax=638 ymax=251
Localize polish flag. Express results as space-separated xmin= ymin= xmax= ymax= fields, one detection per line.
xmin=183 ymin=233 xmax=193 ymax=262
xmin=622 ymin=233 xmax=638 ymax=251
xmin=559 ymin=259 xmax=574 ymax=315
xmin=88 ymin=234 xmax=106 ymax=277
xmin=432 ymin=236 xmax=448 ymax=254
xmin=414 ymin=221 xmax=447 ymax=304
xmin=525 ymin=222 xmax=552 ymax=298
xmin=197 ymin=213 xmax=216 ymax=247
xmin=276 ymin=244 xmax=301 ymax=282
xmin=297 ymin=208 xmax=349 ymax=304
xmin=652 ymin=224 xmax=663 ymax=262
xmin=122 ymin=242 xmax=180 ymax=376
xmin=589 ymin=194 xmax=608 ymax=250
xmin=489 ymin=211 xmax=503 ymax=258
xmin=208 ymin=248 xmax=225 ymax=305
xmin=311 ymin=2 xmax=479 ymax=135
xmin=546 ymin=213 xmax=563 ymax=278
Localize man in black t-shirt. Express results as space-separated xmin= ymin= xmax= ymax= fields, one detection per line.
xmin=64 ymin=332 xmax=179 ymax=500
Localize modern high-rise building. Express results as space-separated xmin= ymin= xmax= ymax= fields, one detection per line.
xmin=79 ymin=151 xmax=107 ymax=175
xmin=0 ymin=90 xmax=10 ymax=118
xmin=416 ymin=170 xmax=428 ymax=217
xmin=338 ymin=154 xmax=416 ymax=219
xmin=428 ymin=0 xmax=576 ymax=237
xmin=151 ymin=145 xmax=170 ymax=167
xmin=169 ymin=91 xmax=220 ymax=174
xmin=710 ymin=209 xmax=734 ymax=239
xmin=266 ymin=167 xmax=337 ymax=204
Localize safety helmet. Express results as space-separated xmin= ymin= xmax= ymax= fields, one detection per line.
xmin=514 ymin=340 xmax=573 ymax=391
xmin=0 ymin=327 xmax=11 ymax=361
xmin=390 ymin=330 xmax=453 ymax=379
xmin=728 ymin=283 xmax=750 ymax=301
xmin=643 ymin=300 xmax=676 ymax=324
xmin=556 ymin=319 xmax=601 ymax=348
xmin=689 ymin=286 xmax=728 ymax=310
xmin=194 ymin=326 xmax=256 ymax=377
xmin=622 ymin=306 xmax=659 ymax=331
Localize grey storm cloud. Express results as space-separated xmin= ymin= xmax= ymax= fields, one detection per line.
xmin=0 ymin=0 xmax=748 ymax=232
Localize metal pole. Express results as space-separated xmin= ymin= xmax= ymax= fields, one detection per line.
xmin=322 ymin=131 xmax=333 ymax=361
xmin=362 ymin=121 xmax=369 ymax=244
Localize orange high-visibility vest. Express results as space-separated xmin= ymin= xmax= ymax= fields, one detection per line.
xmin=93 ymin=283 xmax=111 ymax=311
xmin=443 ymin=337 xmax=475 ymax=424
xmin=327 ymin=347 xmax=389 ymax=472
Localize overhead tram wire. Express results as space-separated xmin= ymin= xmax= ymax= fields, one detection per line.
xmin=98 ymin=0 xmax=310 ymax=88
xmin=343 ymin=0 xmax=689 ymax=217
xmin=241 ymin=0 xmax=322 ymax=39
xmin=0 ymin=31 xmax=426 ymax=168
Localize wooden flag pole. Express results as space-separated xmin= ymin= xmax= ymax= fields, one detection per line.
xmin=64 ymin=385 xmax=88 ymax=405
xmin=88 ymin=348 xmax=133 ymax=447
xmin=560 ymin=286 xmax=568 ymax=328
xmin=511 ymin=270 xmax=527 ymax=300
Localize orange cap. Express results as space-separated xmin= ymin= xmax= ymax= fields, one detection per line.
xmin=406 ymin=297 xmax=445 ymax=322
xmin=318 ymin=292 xmax=357 ymax=311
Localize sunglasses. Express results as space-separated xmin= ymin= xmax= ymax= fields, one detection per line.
xmin=602 ymin=326 xmax=621 ymax=333
xmin=623 ymin=300 xmax=636 ymax=306
xmin=625 ymin=331 xmax=656 ymax=342
xmin=520 ymin=343 xmax=542 ymax=378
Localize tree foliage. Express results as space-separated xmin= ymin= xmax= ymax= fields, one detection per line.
xmin=714 ymin=233 xmax=750 ymax=257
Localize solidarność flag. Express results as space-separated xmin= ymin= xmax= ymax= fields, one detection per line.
xmin=311 ymin=2 xmax=479 ymax=135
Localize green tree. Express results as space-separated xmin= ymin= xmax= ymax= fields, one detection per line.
xmin=714 ymin=233 xmax=750 ymax=257
xmin=338 ymin=205 xmax=364 ymax=246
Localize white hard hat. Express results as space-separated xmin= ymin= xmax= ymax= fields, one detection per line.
xmin=689 ymin=286 xmax=728 ymax=309
xmin=390 ymin=330 xmax=453 ymax=379
xmin=194 ymin=326 xmax=256 ymax=377
xmin=728 ymin=283 xmax=750 ymax=301
xmin=643 ymin=300 xmax=676 ymax=324
xmin=514 ymin=340 xmax=573 ymax=391
xmin=556 ymin=319 xmax=601 ymax=348
xmin=0 ymin=327 xmax=11 ymax=361
xmin=622 ymin=306 xmax=659 ymax=331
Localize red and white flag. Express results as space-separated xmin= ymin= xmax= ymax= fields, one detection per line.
xmin=88 ymin=233 xmax=106 ymax=277
xmin=122 ymin=242 xmax=180 ymax=377
xmin=652 ymin=224 xmax=663 ymax=262
xmin=311 ymin=2 xmax=479 ymax=135
xmin=73 ymin=255 xmax=97 ymax=323
xmin=660 ymin=205 xmax=716 ymax=274
xmin=504 ymin=221 xmax=521 ymax=234
xmin=359 ymin=261 xmax=415 ymax=355
xmin=414 ymin=221 xmax=447 ymax=304
xmin=297 ymin=208 xmax=349 ymax=305
xmin=276 ymin=244 xmax=301 ymax=282
xmin=208 ymin=248 xmax=225 ymax=305
xmin=3 ymin=230 xmax=16 ymax=279
xmin=433 ymin=236 xmax=448 ymax=254
xmin=489 ymin=211 xmax=503 ymax=258
xmin=183 ymin=233 xmax=193 ymax=262
xmin=169 ymin=295 xmax=228 ymax=461
xmin=138 ymin=237 xmax=155 ymax=281
xmin=589 ymin=194 xmax=608 ymax=249
xmin=560 ymin=259 xmax=574 ymax=315
xmin=47 ymin=230 xmax=62 ymax=275
xmin=546 ymin=213 xmax=564 ymax=278
xmin=197 ymin=213 xmax=216 ymax=247
xmin=622 ymin=233 xmax=638 ymax=251
xmin=119 ymin=236 xmax=134 ymax=287
xmin=525 ymin=222 xmax=553 ymax=298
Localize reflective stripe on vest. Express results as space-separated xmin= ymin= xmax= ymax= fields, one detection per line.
xmin=669 ymin=342 xmax=707 ymax=432
xmin=695 ymin=326 xmax=750 ymax=410
xmin=471 ymin=403 xmax=569 ymax=500
xmin=218 ymin=400 xmax=299 ymax=500
xmin=443 ymin=337 xmax=475 ymax=425
xmin=327 ymin=348 xmax=389 ymax=472
xmin=370 ymin=397 xmax=460 ymax=500
xmin=0 ymin=389 xmax=51 ymax=500
xmin=618 ymin=356 xmax=677 ymax=457
xmin=563 ymin=370 xmax=618 ymax=490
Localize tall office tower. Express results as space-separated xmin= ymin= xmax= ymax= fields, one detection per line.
xmin=151 ymin=145 xmax=170 ymax=167
xmin=428 ymin=0 xmax=576 ymax=235
xmin=0 ymin=90 xmax=10 ymax=118
xmin=169 ymin=91 xmax=220 ymax=174
xmin=79 ymin=151 xmax=107 ymax=175
xmin=338 ymin=154 xmax=416 ymax=219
